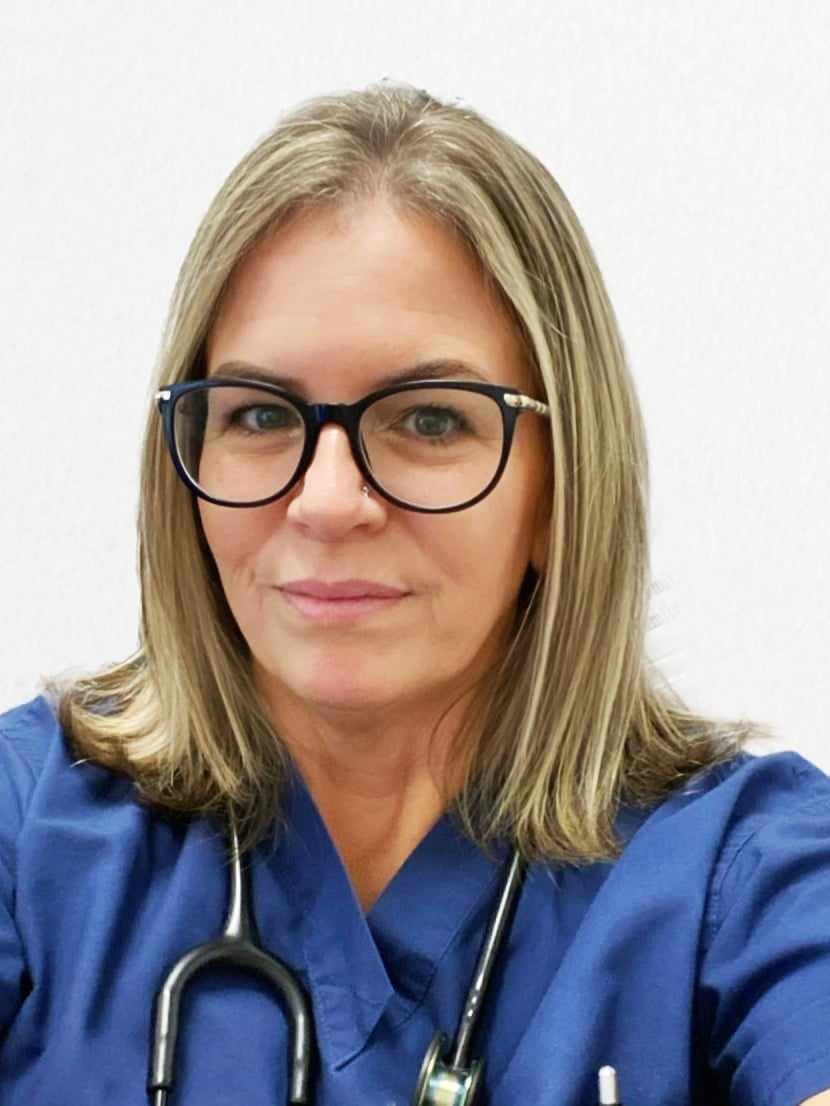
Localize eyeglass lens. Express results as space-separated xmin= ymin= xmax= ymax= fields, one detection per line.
xmin=172 ymin=384 xmax=506 ymax=509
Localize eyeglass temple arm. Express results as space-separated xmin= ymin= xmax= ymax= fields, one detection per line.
xmin=504 ymin=393 xmax=549 ymax=417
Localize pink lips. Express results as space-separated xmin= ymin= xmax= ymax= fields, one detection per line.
xmin=277 ymin=579 xmax=409 ymax=623
xmin=280 ymin=579 xmax=408 ymax=599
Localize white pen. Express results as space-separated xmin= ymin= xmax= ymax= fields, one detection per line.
xmin=597 ymin=1065 xmax=621 ymax=1106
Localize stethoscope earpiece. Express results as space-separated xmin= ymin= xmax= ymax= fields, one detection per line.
xmin=411 ymin=1032 xmax=483 ymax=1106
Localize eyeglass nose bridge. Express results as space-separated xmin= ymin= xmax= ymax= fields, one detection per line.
xmin=307 ymin=400 xmax=360 ymax=429
xmin=293 ymin=400 xmax=373 ymax=491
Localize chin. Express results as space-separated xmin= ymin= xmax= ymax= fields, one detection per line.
xmin=261 ymin=651 xmax=410 ymax=712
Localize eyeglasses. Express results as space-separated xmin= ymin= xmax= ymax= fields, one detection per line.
xmin=155 ymin=377 xmax=550 ymax=514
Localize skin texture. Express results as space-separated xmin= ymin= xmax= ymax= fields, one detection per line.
xmin=201 ymin=198 xmax=549 ymax=909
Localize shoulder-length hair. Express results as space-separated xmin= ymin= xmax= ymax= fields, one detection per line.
xmin=54 ymin=81 xmax=774 ymax=862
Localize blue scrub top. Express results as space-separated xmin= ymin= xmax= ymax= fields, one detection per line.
xmin=3 ymin=696 xmax=830 ymax=1106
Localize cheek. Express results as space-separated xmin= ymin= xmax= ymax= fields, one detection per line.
xmin=198 ymin=502 xmax=280 ymax=578
xmin=421 ymin=495 xmax=536 ymax=618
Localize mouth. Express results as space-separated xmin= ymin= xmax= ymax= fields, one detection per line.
xmin=279 ymin=588 xmax=409 ymax=623
xmin=279 ymin=579 xmax=409 ymax=599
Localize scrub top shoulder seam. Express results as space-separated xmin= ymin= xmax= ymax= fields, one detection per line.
xmin=0 ymin=721 xmax=43 ymax=991
xmin=0 ymin=723 xmax=43 ymax=880
xmin=704 ymin=782 xmax=830 ymax=949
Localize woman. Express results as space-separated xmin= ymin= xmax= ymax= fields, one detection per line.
xmin=2 ymin=82 xmax=829 ymax=1106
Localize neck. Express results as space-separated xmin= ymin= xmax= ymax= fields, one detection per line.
xmin=258 ymin=680 xmax=469 ymax=912
xmin=298 ymin=747 xmax=448 ymax=911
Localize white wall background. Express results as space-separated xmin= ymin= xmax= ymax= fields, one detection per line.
xmin=1 ymin=2 xmax=827 ymax=764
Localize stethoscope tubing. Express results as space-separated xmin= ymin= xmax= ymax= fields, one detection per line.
xmin=452 ymin=849 xmax=524 ymax=1068
xmin=147 ymin=822 xmax=527 ymax=1106
xmin=148 ymin=822 xmax=313 ymax=1104
xmin=409 ymin=849 xmax=525 ymax=1105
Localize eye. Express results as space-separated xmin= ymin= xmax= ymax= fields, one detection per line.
xmin=400 ymin=404 xmax=470 ymax=439
xmin=231 ymin=404 xmax=302 ymax=433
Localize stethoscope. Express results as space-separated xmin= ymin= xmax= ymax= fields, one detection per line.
xmin=147 ymin=823 xmax=624 ymax=1106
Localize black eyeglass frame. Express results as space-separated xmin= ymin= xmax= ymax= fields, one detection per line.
xmin=155 ymin=377 xmax=550 ymax=515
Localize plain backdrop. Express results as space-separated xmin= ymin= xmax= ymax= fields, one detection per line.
xmin=1 ymin=2 xmax=827 ymax=765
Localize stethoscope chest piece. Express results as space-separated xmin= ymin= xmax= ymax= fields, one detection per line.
xmin=411 ymin=1032 xmax=483 ymax=1106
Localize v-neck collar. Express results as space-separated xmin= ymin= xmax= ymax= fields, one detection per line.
xmin=269 ymin=770 xmax=506 ymax=1069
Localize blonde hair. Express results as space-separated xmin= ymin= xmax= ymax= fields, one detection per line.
xmin=55 ymin=81 xmax=774 ymax=862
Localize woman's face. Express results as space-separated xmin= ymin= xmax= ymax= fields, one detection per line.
xmin=201 ymin=198 xmax=549 ymax=718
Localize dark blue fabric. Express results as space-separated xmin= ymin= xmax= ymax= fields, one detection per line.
xmin=2 ymin=695 xmax=830 ymax=1106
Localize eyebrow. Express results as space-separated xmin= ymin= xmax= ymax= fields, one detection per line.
xmin=209 ymin=358 xmax=489 ymax=395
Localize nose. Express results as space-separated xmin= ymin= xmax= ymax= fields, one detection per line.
xmin=285 ymin=424 xmax=383 ymax=538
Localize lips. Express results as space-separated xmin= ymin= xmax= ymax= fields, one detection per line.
xmin=276 ymin=579 xmax=409 ymax=624
xmin=279 ymin=579 xmax=409 ymax=599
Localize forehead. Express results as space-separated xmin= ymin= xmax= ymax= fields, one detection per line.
xmin=205 ymin=199 xmax=532 ymax=393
